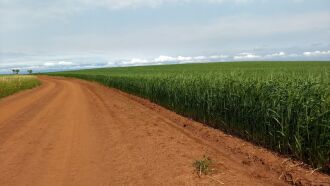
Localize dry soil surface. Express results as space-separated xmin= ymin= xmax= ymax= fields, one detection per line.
xmin=0 ymin=76 xmax=329 ymax=186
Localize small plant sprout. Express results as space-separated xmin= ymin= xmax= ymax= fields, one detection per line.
xmin=193 ymin=155 xmax=213 ymax=176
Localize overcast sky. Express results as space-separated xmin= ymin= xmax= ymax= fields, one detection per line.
xmin=0 ymin=0 xmax=330 ymax=73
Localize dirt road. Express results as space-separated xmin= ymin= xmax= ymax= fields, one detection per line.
xmin=0 ymin=76 xmax=329 ymax=186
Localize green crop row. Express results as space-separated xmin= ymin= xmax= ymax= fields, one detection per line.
xmin=0 ymin=75 xmax=41 ymax=99
xmin=49 ymin=62 xmax=330 ymax=171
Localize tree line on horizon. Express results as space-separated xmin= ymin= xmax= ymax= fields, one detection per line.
xmin=11 ymin=69 xmax=33 ymax=74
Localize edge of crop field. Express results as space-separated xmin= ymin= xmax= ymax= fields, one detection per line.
xmin=0 ymin=75 xmax=41 ymax=99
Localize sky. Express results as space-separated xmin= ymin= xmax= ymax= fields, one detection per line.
xmin=0 ymin=0 xmax=330 ymax=73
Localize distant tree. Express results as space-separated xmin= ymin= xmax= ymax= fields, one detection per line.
xmin=12 ymin=69 xmax=20 ymax=74
xmin=27 ymin=70 xmax=33 ymax=74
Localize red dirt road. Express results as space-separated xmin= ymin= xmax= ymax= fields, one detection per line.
xmin=0 ymin=76 xmax=329 ymax=186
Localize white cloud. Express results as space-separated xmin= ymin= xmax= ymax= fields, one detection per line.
xmin=154 ymin=55 xmax=203 ymax=63
xmin=113 ymin=54 xmax=232 ymax=66
xmin=44 ymin=62 xmax=56 ymax=66
xmin=234 ymin=53 xmax=261 ymax=60
xmin=265 ymin=51 xmax=286 ymax=58
xmin=153 ymin=54 xmax=240 ymax=63
xmin=154 ymin=55 xmax=177 ymax=62
xmin=303 ymin=50 xmax=330 ymax=57
xmin=209 ymin=55 xmax=228 ymax=59
xmin=43 ymin=61 xmax=74 ymax=67
xmin=193 ymin=56 xmax=207 ymax=60
xmin=1 ymin=49 xmax=330 ymax=74
xmin=177 ymin=56 xmax=193 ymax=61
xmin=121 ymin=58 xmax=149 ymax=65
xmin=58 ymin=61 xmax=74 ymax=65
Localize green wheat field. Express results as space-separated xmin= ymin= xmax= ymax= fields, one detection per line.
xmin=49 ymin=61 xmax=330 ymax=171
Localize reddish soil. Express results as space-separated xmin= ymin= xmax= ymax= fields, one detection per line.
xmin=0 ymin=76 xmax=329 ymax=186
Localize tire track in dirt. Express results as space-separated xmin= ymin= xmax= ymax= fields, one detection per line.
xmin=0 ymin=76 xmax=328 ymax=186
